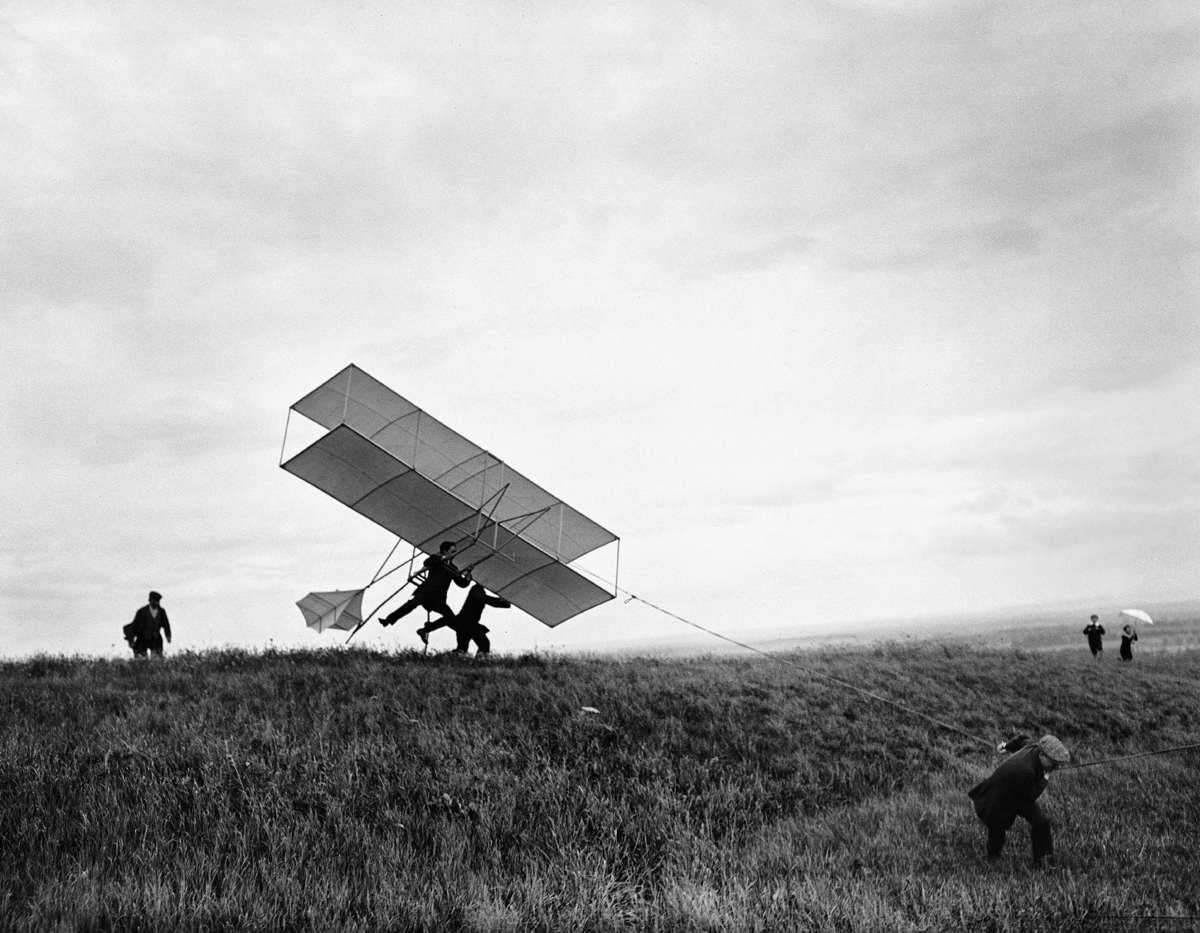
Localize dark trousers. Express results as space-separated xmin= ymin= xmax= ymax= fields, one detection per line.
xmin=133 ymin=634 xmax=164 ymax=658
xmin=985 ymin=803 xmax=1053 ymax=863
xmin=454 ymin=623 xmax=490 ymax=655
xmin=383 ymin=594 xmax=454 ymax=628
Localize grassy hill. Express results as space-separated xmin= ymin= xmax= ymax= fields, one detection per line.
xmin=2 ymin=641 xmax=1198 ymax=931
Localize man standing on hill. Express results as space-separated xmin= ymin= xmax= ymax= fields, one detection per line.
xmin=124 ymin=591 xmax=172 ymax=658
xmin=967 ymin=734 xmax=1070 ymax=867
xmin=1082 ymin=615 xmax=1105 ymax=659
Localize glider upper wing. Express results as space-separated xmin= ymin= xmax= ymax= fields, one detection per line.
xmin=281 ymin=365 xmax=619 ymax=627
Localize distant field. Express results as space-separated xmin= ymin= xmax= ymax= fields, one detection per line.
xmin=598 ymin=600 xmax=1200 ymax=660
xmin=2 ymin=639 xmax=1198 ymax=931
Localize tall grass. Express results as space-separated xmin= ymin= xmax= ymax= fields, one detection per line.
xmin=2 ymin=642 xmax=1198 ymax=931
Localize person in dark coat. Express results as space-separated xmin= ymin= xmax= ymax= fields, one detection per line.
xmin=1082 ymin=615 xmax=1105 ymax=659
xmin=1119 ymin=624 xmax=1138 ymax=661
xmin=968 ymin=734 xmax=1070 ymax=866
xmin=378 ymin=541 xmax=471 ymax=643
xmin=124 ymin=591 xmax=172 ymax=658
xmin=450 ymin=583 xmax=511 ymax=657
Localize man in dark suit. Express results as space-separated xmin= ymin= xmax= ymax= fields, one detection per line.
xmin=968 ymin=734 xmax=1070 ymax=866
xmin=124 ymin=591 xmax=172 ymax=658
xmin=378 ymin=541 xmax=471 ymax=644
xmin=1083 ymin=614 xmax=1105 ymax=659
xmin=451 ymin=583 xmax=511 ymax=657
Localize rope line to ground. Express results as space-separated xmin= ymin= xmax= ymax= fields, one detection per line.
xmin=1065 ymin=742 xmax=1200 ymax=770
xmin=620 ymin=589 xmax=1200 ymax=769
xmin=620 ymin=590 xmax=995 ymax=749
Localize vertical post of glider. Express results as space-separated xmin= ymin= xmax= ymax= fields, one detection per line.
xmin=498 ymin=461 xmax=508 ymax=551
xmin=279 ymin=408 xmax=292 ymax=466
xmin=480 ymin=454 xmax=490 ymax=514
xmin=342 ymin=366 xmax=353 ymax=425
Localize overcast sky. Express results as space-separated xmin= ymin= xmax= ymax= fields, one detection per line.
xmin=3 ymin=0 xmax=1197 ymax=659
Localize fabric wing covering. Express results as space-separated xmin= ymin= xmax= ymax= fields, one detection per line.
xmin=282 ymin=365 xmax=618 ymax=627
xmin=297 ymin=589 xmax=365 ymax=633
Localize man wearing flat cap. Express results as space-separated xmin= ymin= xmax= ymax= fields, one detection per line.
xmin=124 ymin=591 xmax=172 ymax=658
xmin=968 ymin=735 xmax=1070 ymax=866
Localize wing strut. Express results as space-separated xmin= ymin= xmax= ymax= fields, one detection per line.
xmin=459 ymin=505 xmax=553 ymax=574
xmin=344 ymin=544 xmax=421 ymax=643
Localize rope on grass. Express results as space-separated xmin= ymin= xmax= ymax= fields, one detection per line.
xmin=1064 ymin=742 xmax=1200 ymax=771
xmin=621 ymin=591 xmax=995 ymax=749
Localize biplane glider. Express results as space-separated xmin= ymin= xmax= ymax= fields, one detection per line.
xmin=281 ymin=365 xmax=619 ymax=639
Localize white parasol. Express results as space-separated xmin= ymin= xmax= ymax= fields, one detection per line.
xmin=1119 ymin=608 xmax=1154 ymax=630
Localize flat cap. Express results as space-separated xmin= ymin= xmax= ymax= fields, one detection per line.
xmin=1038 ymin=735 xmax=1070 ymax=764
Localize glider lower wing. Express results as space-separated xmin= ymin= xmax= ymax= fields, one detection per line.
xmin=281 ymin=365 xmax=618 ymax=627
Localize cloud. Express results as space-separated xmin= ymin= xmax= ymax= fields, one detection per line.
xmin=2 ymin=0 xmax=1197 ymax=656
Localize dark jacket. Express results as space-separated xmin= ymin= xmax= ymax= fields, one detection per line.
xmin=967 ymin=746 xmax=1048 ymax=827
xmin=124 ymin=604 xmax=171 ymax=651
xmin=453 ymin=583 xmax=511 ymax=630
xmin=414 ymin=554 xmax=470 ymax=600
